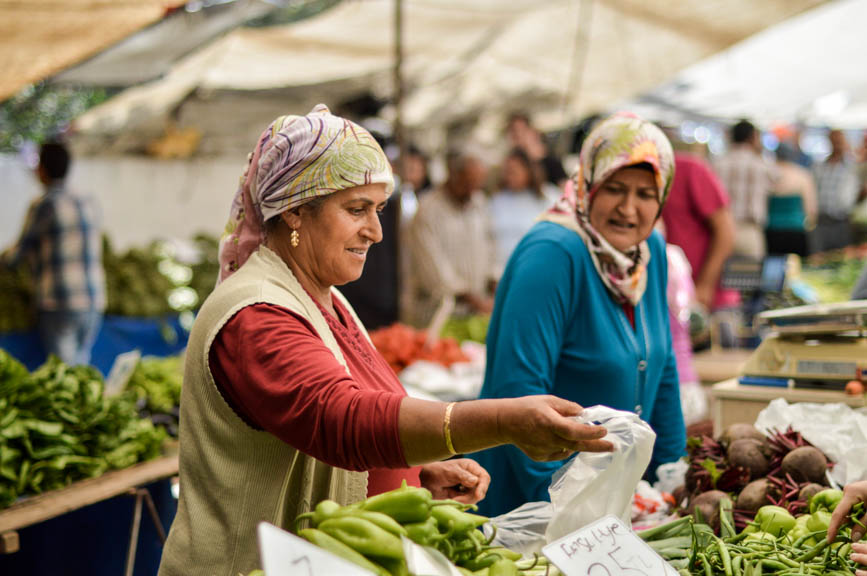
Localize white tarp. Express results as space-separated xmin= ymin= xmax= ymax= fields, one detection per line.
xmin=72 ymin=0 xmax=829 ymax=152
xmin=637 ymin=0 xmax=867 ymax=128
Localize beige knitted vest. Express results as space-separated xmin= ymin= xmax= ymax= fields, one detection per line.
xmin=159 ymin=246 xmax=368 ymax=576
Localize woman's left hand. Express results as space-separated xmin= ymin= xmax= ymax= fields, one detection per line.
xmin=420 ymin=459 xmax=491 ymax=505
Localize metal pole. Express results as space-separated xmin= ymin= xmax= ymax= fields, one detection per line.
xmin=124 ymin=490 xmax=144 ymax=576
xmin=392 ymin=0 xmax=406 ymax=321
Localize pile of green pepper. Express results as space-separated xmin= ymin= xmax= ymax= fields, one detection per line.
xmin=0 ymin=351 xmax=166 ymax=509
xmin=642 ymin=490 xmax=867 ymax=575
xmin=293 ymin=481 xmax=551 ymax=575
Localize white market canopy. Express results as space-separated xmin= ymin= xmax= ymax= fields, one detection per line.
xmin=71 ymin=0 xmax=830 ymax=153
xmin=637 ymin=0 xmax=867 ymax=129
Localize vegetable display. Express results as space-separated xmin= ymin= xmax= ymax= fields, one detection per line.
xmin=370 ymin=324 xmax=469 ymax=375
xmin=796 ymin=244 xmax=867 ymax=303
xmin=440 ymin=315 xmax=489 ymax=344
xmin=291 ymin=481 xmax=555 ymax=575
xmin=0 ymin=350 xmax=166 ymax=509
xmin=642 ymin=490 xmax=867 ymax=574
xmin=126 ymin=355 xmax=184 ymax=437
xmin=680 ymin=425 xmax=834 ymax=531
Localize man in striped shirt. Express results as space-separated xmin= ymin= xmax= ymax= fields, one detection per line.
xmin=4 ymin=140 xmax=106 ymax=366
xmin=714 ymin=120 xmax=778 ymax=261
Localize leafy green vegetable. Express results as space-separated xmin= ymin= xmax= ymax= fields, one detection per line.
xmin=0 ymin=352 xmax=166 ymax=509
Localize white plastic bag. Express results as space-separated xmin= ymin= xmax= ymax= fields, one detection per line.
xmin=754 ymin=398 xmax=867 ymax=486
xmin=545 ymin=405 xmax=657 ymax=542
xmin=484 ymin=501 xmax=552 ymax=556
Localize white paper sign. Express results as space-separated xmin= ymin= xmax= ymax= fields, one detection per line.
xmin=104 ymin=349 xmax=141 ymax=397
xmin=542 ymin=515 xmax=679 ymax=576
xmin=257 ymin=522 xmax=373 ymax=576
xmin=401 ymin=536 xmax=463 ymax=576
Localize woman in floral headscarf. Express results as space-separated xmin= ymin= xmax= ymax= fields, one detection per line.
xmin=159 ymin=105 xmax=614 ymax=576
xmin=474 ymin=113 xmax=686 ymax=517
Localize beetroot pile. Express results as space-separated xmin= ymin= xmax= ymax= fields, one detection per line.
xmin=677 ymin=424 xmax=833 ymax=531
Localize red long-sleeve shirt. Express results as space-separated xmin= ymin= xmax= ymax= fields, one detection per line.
xmin=208 ymin=298 xmax=421 ymax=496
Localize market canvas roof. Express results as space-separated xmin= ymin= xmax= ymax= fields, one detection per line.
xmin=0 ymin=0 xmax=188 ymax=101
xmin=70 ymin=0 xmax=830 ymax=145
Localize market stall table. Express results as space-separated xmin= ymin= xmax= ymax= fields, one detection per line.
xmin=709 ymin=378 xmax=867 ymax=437
xmin=0 ymin=452 xmax=178 ymax=575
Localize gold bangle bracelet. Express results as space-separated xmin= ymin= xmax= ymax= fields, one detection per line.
xmin=443 ymin=401 xmax=457 ymax=456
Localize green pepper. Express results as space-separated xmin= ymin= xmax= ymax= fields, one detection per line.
xmin=295 ymin=499 xmax=343 ymax=530
xmin=298 ymin=528 xmax=391 ymax=576
xmin=378 ymin=556 xmax=410 ymax=576
xmin=786 ymin=515 xmax=811 ymax=544
xmin=318 ymin=516 xmax=404 ymax=560
xmin=488 ymin=558 xmax=519 ymax=576
xmin=806 ymin=509 xmax=832 ymax=532
xmin=749 ymin=505 xmax=796 ymax=537
xmin=405 ymin=516 xmax=447 ymax=545
xmin=360 ymin=480 xmax=433 ymax=524
xmin=430 ymin=504 xmax=489 ymax=534
xmin=460 ymin=548 xmax=523 ymax=571
xmin=809 ymin=488 xmax=844 ymax=513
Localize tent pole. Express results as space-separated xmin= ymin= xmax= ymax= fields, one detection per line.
xmin=557 ymin=0 xmax=594 ymax=158
xmin=393 ymin=0 xmax=406 ymax=322
xmin=393 ymin=0 xmax=405 ymax=182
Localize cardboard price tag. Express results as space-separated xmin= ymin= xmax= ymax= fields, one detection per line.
xmin=257 ymin=522 xmax=374 ymax=576
xmin=542 ymin=515 xmax=679 ymax=576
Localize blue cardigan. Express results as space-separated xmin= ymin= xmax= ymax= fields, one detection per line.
xmin=473 ymin=222 xmax=686 ymax=517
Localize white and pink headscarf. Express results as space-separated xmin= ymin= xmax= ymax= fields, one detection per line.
xmin=217 ymin=104 xmax=393 ymax=283
xmin=539 ymin=113 xmax=674 ymax=305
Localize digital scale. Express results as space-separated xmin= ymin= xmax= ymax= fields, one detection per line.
xmin=739 ymin=301 xmax=867 ymax=391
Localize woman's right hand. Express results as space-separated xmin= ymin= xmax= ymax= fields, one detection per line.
xmin=499 ymin=395 xmax=614 ymax=461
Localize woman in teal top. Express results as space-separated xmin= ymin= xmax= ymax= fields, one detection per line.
xmin=474 ymin=114 xmax=686 ymax=517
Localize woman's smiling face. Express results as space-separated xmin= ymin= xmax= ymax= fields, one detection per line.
xmin=295 ymin=183 xmax=389 ymax=287
xmin=588 ymin=165 xmax=659 ymax=252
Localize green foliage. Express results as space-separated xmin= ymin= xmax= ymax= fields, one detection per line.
xmin=440 ymin=315 xmax=489 ymax=344
xmin=127 ymin=356 xmax=183 ymax=416
xmin=0 ymin=262 xmax=34 ymax=332
xmin=0 ymin=352 xmax=166 ymax=509
xmin=0 ymin=83 xmax=114 ymax=152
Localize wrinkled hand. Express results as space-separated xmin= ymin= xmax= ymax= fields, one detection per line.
xmin=420 ymin=459 xmax=491 ymax=505
xmin=828 ymin=481 xmax=867 ymax=542
xmin=500 ymin=395 xmax=614 ymax=462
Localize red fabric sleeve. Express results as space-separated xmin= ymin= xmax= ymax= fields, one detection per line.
xmin=685 ymin=154 xmax=729 ymax=218
xmin=208 ymin=303 xmax=408 ymax=472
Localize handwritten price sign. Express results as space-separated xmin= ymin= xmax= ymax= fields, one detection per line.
xmin=257 ymin=522 xmax=373 ymax=576
xmin=542 ymin=515 xmax=679 ymax=576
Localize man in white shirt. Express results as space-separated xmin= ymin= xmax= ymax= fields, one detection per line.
xmin=405 ymin=152 xmax=498 ymax=327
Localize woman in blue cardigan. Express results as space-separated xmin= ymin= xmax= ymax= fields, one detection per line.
xmin=475 ymin=114 xmax=686 ymax=517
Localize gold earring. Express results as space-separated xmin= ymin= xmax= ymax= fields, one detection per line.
xmin=290 ymin=228 xmax=299 ymax=248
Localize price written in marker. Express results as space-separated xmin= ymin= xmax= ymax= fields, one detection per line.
xmin=542 ymin=515 xmax=679 ymax=576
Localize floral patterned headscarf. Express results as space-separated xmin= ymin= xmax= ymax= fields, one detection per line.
xmin=540 ymin=113 xmax=674 ymax=305
xmin=217 ymin=104 xmax=393 ymax=283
